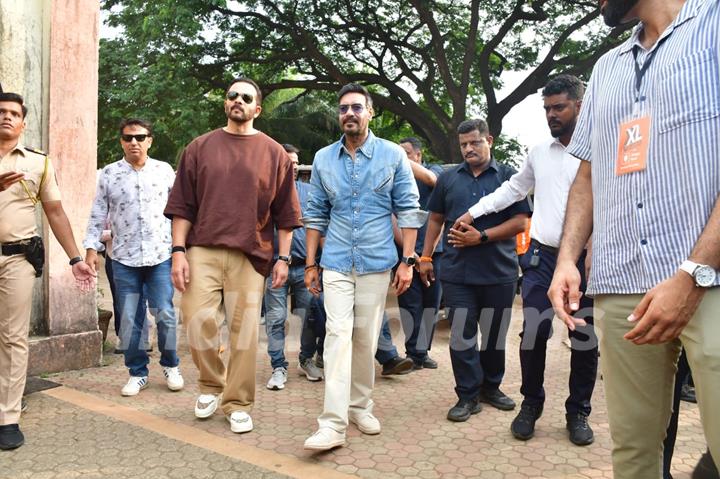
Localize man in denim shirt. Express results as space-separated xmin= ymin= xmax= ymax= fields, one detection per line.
xmin=302 ymin=83 xmax=426 ymax=451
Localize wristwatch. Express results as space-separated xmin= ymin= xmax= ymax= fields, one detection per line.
xmin=278 ymin=255 xmax=292 ymax=265
xmin=401 ymin=256 xmax=417 ymax=266
xmin=679 ymin=260 xmax=717 ymax=287
xmin=479 ymin=229 xmax=489 ymax=243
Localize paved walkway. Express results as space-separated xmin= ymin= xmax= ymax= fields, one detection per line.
xmin=5 ymin=286 xmax=706 ymax=478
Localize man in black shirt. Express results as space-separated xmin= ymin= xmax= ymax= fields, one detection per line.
xmin=420 ymin=119 xmax=531 ymax=422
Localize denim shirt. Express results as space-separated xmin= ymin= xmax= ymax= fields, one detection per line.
xmin=303 ymin=131 xmax=427 ymax=274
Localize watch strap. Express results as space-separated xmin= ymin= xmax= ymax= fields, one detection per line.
xmin=679 ymin=260 xmax=698 ymax=277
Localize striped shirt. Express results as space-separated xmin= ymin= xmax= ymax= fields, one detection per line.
xmin=567 ymin=0 xmax=720 ymax=295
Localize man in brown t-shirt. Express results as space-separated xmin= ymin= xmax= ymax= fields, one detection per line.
xmin=164 ymin=77 xmax=302 ymax=434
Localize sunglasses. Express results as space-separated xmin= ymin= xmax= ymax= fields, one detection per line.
xmin=121 ymin=134 xmax=150 ymax=142
xmin=226 ymin=91 xmax=255 ymax=104
xmin=338 ymin=103 xmax=366 ymax=115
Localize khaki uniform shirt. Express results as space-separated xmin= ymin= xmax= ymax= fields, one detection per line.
xmin=0 ymin=144 xmax=61 ymax=243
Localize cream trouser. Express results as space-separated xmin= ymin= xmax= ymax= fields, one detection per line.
xmin=318 ymin=269 xmax=390 ymax=432
xmin=0 ymin=254 xmax=35 ymax=425
xmin=595 ymin=289 xmax=720 ymax=479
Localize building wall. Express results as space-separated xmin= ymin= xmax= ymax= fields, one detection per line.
xmin=0 ymin=0 xmax=102 ymax=373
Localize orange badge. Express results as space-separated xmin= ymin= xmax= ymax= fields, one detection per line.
xmin=616 ymin=116 xmax=650 ymax=176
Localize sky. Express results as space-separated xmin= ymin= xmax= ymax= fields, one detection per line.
xmin=499 ymin=71 xmax=549 ymax=152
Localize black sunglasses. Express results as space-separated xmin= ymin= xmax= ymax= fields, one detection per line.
xmin=121 ymin=134 xmax=150 ymax=142
xmin=338 ymin=103 xmax=365 ymax=115
xmin=226 ymin=91 xmax=255 ymax=104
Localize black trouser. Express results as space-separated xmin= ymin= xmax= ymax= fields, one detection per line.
xmin=518 ymin=243 xmax=598 ymax=415
xmin=663 ymin=348 xmax=692 ymax=479
xmin=442 ymin=280 xmax=515 ymax=401
xmin=397 ymin=252 xmax=442 ymax=361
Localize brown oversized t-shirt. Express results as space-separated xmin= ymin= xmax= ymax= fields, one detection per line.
xmin=164 ymin=129 xmax=302 ymax=276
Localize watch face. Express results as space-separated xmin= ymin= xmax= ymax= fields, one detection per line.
xmin=695 ymin=266 xmax=716 ymax=287
xmin=403 ymin=256 xmax=416 ymax=266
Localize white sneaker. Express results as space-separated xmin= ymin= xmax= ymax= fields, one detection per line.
xmin=298 ymin=358 xmax=323 ymax=381
xmin=163 ymin=366 xmax=184 ymax=391
xmin=195 ymin=393 xmax=221 ymax=419
xmin=349 ymin=412 xmax=381 ymax=435
xmin=304 ymin=428 xmax=346 ymax=451
xmin=121 ymin=376 xmax=148 ymax=396
xmin=266 ymin=367 xmax=288 ymax=390
xmin=227 ymin=411 xmax=253 ymax=433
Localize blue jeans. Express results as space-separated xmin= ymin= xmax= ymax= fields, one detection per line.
xmin=104 ymin=255 xmax=148 ymax=342
xmin=374 ymin=313 xmax=399 ymax=364
xmin=113 ymin=258 xmax=179 ymax=377
xmin=264 ymin=265 xmax=319 ymax=369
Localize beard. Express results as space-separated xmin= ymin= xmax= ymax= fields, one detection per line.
xmin=342 ymin=118 xmax=366 ymax=138
xmin=225 ymin=104 xmax=251 ymax=123
xmin=548 ymin=120 xmax=575 ymax=139
xmin=601 ymin=0 xmax=639 ymax=27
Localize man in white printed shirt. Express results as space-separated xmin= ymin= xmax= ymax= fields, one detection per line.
xmin=84 ymin=118 xmax=183 ymax=397
xmin=454 ymin=75 xmax=598 ymax=446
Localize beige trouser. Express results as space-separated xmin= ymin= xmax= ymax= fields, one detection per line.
xmin=182 ymin=247 xmax=265 ymax=415
xmin=318 ymin=269 xmax=390 ymax=432
xmin=595 ymin=290 xmax=720 ymax=479
xmin=0 ymin=254 xmax=35 ymax=425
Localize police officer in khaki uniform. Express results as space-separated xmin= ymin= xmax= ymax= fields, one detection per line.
xmin=0 ymin=87 xmax=96 ymax=450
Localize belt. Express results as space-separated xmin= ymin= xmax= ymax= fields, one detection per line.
xmin=1 ymin=242 xmax=28 ymax=256
xmin=529 ymin=239 xmax=558 ymax=256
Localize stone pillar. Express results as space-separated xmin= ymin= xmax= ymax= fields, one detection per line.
xmin=0 ymin=0 xmax=102 ymax=374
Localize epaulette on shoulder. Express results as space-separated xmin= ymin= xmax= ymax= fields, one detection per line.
xmin=24 ymin=146 xmax=48 ymax=156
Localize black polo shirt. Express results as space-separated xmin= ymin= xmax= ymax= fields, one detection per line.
xmin=426 ymin=159 xmax=531 ymax=286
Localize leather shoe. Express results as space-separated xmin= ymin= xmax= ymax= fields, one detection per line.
xmin=478 ymin=388 xmax=516 ymax=411
xmin=691 ymin=449 xmax=718 ymax=479
xmin=566 ymin=413 xmax=594 ymax=446
xmin=447 ymin=398 xmax=482 ymax=422
xmin=681 ymin=384 xmax=697 ymax=403
xmin=381 ymin=356 xmax=413 ymax=376
xmin=511 ymin=404 xmax=543 ymax=440
xmin=0 ymin=424 xmax=24 ymax=450
xmin=412 ymin=356 xmax=438 ymax=370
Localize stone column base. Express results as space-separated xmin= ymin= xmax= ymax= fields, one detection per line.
xmin=28 ymin=331 xmax=102 ymax=376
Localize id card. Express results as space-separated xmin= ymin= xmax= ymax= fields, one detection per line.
xmin=615 ymin=116 xmax=650 ymax=176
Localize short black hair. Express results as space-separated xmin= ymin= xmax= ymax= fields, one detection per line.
xmin=457 ymin=119 xmax=490 ymax=136
xmin=119 ymin=118 xmax=153 ymax=137
xmin=542 ymin=74 xmax=585 ymax=100
xmin=227 ymin=77 xmax=263 ymax=104
xmin=337 ymin=83 xmax=373 ymax=108
xmin=282 ymin=143 xmax=299 ymax=154
xmin=399 ymin=137 xmax=422 ymax=151
xmin=0 ymin=90 xmax=28 ymax=118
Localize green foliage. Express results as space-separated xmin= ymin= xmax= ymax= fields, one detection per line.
xmin=99 ymin=0 xmax=632 ymax=166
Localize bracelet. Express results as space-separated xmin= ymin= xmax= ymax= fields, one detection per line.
xmin=304 ymin=264 xmax=319 ymax=271
xmin=418 ymin=256 xmax=433 ymax=263
xmin=171 ymin=246 xmax=186 ymax=254
xmin=69 ymin=256 xmax=83 ymax=266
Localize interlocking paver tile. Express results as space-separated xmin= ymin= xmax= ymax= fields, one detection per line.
xmin=32 ymin=285 xmax=707 ymax=478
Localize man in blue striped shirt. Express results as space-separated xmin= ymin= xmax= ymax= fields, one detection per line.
xmin=549 ymin=1 xmax=720 ymax=477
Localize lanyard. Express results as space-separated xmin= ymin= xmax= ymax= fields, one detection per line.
xmin=632 ymin=34 xmax=671 ymax=102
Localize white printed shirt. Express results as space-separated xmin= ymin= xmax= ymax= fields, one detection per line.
xmin=84 ymin=157 xmax=175 ymax=267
